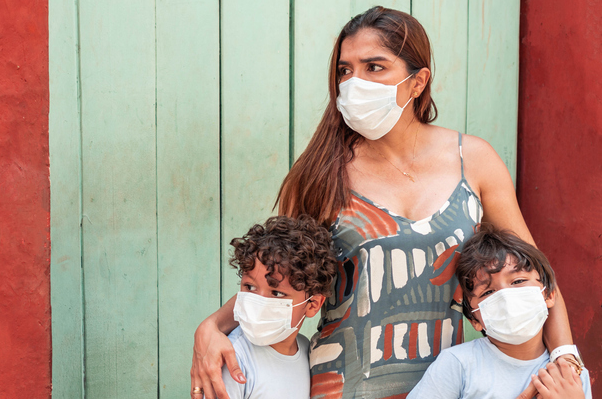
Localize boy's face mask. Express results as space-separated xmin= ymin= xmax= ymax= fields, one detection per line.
xmin=472 ymin=286 xmax=548 ymax=345
xmin=233 ymin=291 xmax=312 ymax=346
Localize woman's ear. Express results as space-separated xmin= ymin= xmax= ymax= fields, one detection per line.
xmin=411 ymin=67 xmax=430 ymax=96
xmin=544 ymin=287 xmax=556 ymax=309
xmin=306 ymin=294 xmax=326 ymax=318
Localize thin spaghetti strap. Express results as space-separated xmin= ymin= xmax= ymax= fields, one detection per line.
xmin=458 ymin=132 xmax=465 ymax=179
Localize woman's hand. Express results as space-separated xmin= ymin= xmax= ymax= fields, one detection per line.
xmin=531 ymin=359 xmax=585 ymax=399
xmin=190 ymin=295 xmax=244 ymax=399
xmin=190 ymin=319 xmax=246 ymax=399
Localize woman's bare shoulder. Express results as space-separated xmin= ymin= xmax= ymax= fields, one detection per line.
xmin=460 ymin=133 xmax=497 ymax=156
xmin=422 ymin=125 xmax=463 ymax=150
xmin=457 ymin=133 xmax=510 ymax=198
xmin=459 ymin=133 xmax=507 ymax=173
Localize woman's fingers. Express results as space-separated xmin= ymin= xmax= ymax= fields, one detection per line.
xmin=556 ymin=357 xmax=581 ymax=384
xmin=544 ymin=362 xmax=562 ymax=382
xmin=570 ymin=363 xmax=582 ymax=385
xmin=202 ymin=356 xmax=230 ymax=399
xmin=515 ymin=381 xmax=538 ymax=399
xmin=191 ymin=351 xmax=205 ymax=398
xmin=199 ymin=363 xmax=217 ymax=399
xmin=556 ymin=358 xmax=584 ymax=391
xmin=191 ymin=316 xmax=241 ymax=399
xmin=223 ymin=346 xmax=246 ymax=385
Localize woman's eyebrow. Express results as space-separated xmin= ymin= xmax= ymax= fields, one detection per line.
xmin=338 ymin=56 xmax=391 ymax=65
xmin=360 ymin=56 xmax=390 ymax=63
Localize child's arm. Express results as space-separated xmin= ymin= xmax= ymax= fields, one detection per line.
xmin=531 ymin=358 xmax=591 ymax=399
xmin=407 ymin=351 xmax=463 ymax=399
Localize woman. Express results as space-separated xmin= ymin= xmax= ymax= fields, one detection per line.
xmin=192 ymin=7 xmax=574 ymax=399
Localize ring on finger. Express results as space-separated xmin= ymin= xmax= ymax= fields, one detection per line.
xmin=192 ymin=387 xmax=204 ymax=394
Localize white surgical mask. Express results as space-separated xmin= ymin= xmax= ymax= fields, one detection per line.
xmin=472 ymin=286 xmax=548 ymax=345
xmin=233 ymin=291 xmax=312 ymax=346
xmin=336 ymin=74 xmax=414 ymax=140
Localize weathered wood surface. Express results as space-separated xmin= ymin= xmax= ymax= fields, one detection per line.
xmin=49 ymin=0 xmax=84 ymax=396
xmin=156 ymin=0 xmax=221 ymax=396
xmin=50 ymin=0 xmax=519 ymax=396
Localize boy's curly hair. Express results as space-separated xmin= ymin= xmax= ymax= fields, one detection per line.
xmin=229 ymin=215 xmax=338 ymax=297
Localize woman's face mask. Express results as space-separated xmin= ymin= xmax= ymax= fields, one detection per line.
xmin=336 ymin=74 xmax=414 ymax=140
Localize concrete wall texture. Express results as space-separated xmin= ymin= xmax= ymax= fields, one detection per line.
xmin=0 ymin=0 xmax=599 ymax=397
xmin=518 ymin=0 xmax=602 ymax=396
xmin=0 ymin=0 xmax=52 ymax=398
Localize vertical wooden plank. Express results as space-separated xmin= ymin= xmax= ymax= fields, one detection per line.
xmin=351 ymin=0 xmax=410 ymax=16
xmin=79 ymin=1 xmax=158 ymax=397
xmin=466 ymin=0 xmax=521 ymax=340
xmin=293 ymin=0 xmax=410 ymax=159
xmin=156 ymin=0 xmax=220 ymax=397
xmin=49 ymin=0 xmax=84 ymax=396
xmin=412 ymin=0 xmax=468 ymax=133
xmin=292 ymin=1 xmax=409 ymax=337
xmin=412 ymin=1 xmax=481 ymax=343
xmin=467 ymin=0 xmax=520 ymax=180
xmin=293 ymin=1 xmax=351 ymax=160
xmin=220 ymin=0 xmax=290 ymax=300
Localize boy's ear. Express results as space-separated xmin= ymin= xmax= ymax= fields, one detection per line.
xmin=469 ymin=314 xmax=485 ymax=333
xmin=544 ymin=287 xmax=556 ymax=309
xmin=306 ymin=294 xmax=326 ymax=318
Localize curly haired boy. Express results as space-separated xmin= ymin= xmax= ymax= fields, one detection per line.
xmin=219 ymin=215 xmax=338 ymax=399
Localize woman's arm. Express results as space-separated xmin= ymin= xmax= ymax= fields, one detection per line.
xmin=463 ymin=135 xmax=574 ymax=399
xmin=463 ymin=136 xmax=534 ymax=243
xmin=191 ymin=295 xmax=244 ymax=399
xmin=542 ymin=287 xmax=574 ymax=353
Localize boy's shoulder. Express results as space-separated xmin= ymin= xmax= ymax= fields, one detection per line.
xmin=227 ymin=327 xmax=309 ymax=354
xmin=297 ymin=333 xmax=310 ymax=354
xmin=438 ymin=337 xmax=489 ymax=362
xmin=224 ymin=328 xmax=311 ymax=399
xmin=227 ymin=326 xmax=310 ymax=366
xmin=227 ymin=326 xmax=249 ymax=347
xmin=228 ymin=327 xmax=251 ymax=353
xmin=440 ymin=337 xmax=551 ymax=368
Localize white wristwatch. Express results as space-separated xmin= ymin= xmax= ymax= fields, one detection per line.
xmin=550 ymin=344 xmax=584 ymax=366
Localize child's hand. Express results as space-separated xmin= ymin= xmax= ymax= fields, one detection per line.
xmin=531 ymin=358 xmax=584 ymax=399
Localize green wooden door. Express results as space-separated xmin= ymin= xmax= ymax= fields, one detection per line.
xmin=50 ymin=1 xmax=519 ymax=397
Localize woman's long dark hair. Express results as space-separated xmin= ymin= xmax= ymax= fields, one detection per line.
xmin=276 ymin=6 xmax=437 ymax=226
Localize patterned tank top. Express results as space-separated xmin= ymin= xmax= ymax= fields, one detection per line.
xmin=309 ymin=133 xmax=483 ymax=399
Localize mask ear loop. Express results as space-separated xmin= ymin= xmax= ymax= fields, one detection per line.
xmin=292 ymin=295 xmax=313 ymax=307
xmin=291 ymin=295 xmax=314 ymax=329
xmin=395 ymin=73 xmax=415 ymax=110
xmin=395 ymin=73 xmax=414 ymax=86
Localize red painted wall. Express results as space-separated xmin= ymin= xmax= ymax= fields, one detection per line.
xmin=518 ymin=0 xmax=602 ymax=395
xmin=0 ymin=0 xmax=51 ymax=398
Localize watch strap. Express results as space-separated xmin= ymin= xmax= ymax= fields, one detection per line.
xmin=550 ymin=344 xmax=583 ymax=365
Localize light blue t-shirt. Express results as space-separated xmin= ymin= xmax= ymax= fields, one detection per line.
xmin=221 ymin=326 xmax=311 ymax=399
xmin=407 ymin=337 xmax=592 ymax=399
